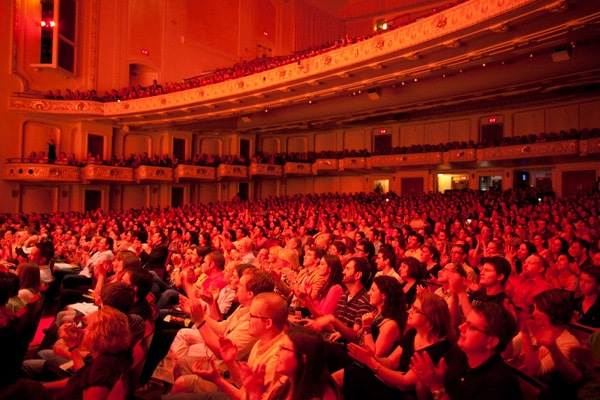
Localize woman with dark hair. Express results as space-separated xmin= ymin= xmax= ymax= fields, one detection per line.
xmin=337 ymin=291 xmax=453 ymax=399
xmin=547 ymin=236 xmax=570 ymax=267
xmin=16 ymin=262 xmax=41 ymax=303
xmin=420 ymin=243 xmax=441 ymax=279
xmin=361 ymin=276 xmax=406 ymax=357
xmin=507 ymin=241 xmax=536 ymax=274
xmin=398 ymin=257 xmax=426 ymax=306
xmin=547 ymin=253 xmax=578 ymax=291
xmin=298 ymin=255 xmax=344 ymax=317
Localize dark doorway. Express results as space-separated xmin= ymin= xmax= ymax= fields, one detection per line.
xmin=238 ymin=182 xmax=249 ymax=201
xmin=84 ymin=190 xmax=101 ymax=212
xmin=173 ymin=138 xmax=186 ymax=162
xmin=374 ymin=134 xmax=392 ymax=153
xmin=240 ymin=139 xmax=250 ymax=160
xmin=514 ymin=170 xmax=530 ymax=189
xmin=562 ymin=170 xmax=596 ymax=195
xmin=481 ymin=123 xmax=503 ymax=145
xmin=87 ymin=134 xmax=104 ymax=159
xmin=172 ymin=187 xmax=184 ymax=208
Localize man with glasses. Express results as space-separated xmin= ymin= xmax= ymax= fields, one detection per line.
xmin=449 ymin=243 xmax=476 ymax=280
xmin=180 ymin=292 xmax=288 ymax=395
xmin=411 ymin=302 xmax=522 ymax=399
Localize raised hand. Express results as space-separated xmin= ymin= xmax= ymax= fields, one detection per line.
xmin=218 ymin=336 xmax=239 ymax=363
xmin=347 ymin=342 xmax=374 ymax=365
xmin=192 ymin=358 xmax=220 ymax=382
xmin=410 ymin=352 xmax=447 ymax=390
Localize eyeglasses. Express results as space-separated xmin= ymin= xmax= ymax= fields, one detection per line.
xmin=462 ymin=320 xmax=492 ymax=336
xmin=409 ymin=306 xmax=426 ymax=316
xmin=279 ymin=345 xmax=295 ymax=353
xmin=249 ymin=313 xmax=270 ymax=320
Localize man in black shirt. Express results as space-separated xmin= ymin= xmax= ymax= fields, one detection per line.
xmin=411 ymin=302 xmax=521 ymax=400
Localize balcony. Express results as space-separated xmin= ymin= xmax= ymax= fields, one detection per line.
xmin=284 ymin=162 xmax=311 ymax=176
xmin=339 ymin=157 xmax=370 ymax=171
xmin=477 ymin=140 xmax=579 ymax=161
xmin=217 ymin=164 xmax=248 ymax=180
xmin=81 ymin=165 xmax=135 ymax=183
xmin=249 ymin=163 xmax=283 ymax=178
xmin=443 ymin=148 xmax=477 ymax=164
xmin=370 ymin=153 xmax=443 ymax=169
xmin=135 ymin=166 xmax=174 ymax=183
xmin=174 ymin=164 xmax=217 ymax=182
xmin=2 ymin=163 xmax=80 ymax=183
xmin=312 ymin=159 xmax=340 ymax=175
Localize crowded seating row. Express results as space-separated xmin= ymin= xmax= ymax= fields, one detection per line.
xmin=0 ymin=188 xmax=599 ymax=398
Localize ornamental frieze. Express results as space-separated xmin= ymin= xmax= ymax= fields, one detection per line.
xmin=80 ymin=165 xmax=134 ymax=183
xmin=249 ymin=163 xmax=283 ymax=178
xmin=477 ymin=140 xmax=579 ymax=161
xmin=443 ymin=149 xmax=477 ymax=163
xmin=283 ymin=162 xmax=311 ymax=176
xmin=174 ymin=165 xmax=217 ymax=182
xmin=370 ymin=153 xmax=443 ymax=168
xmin=135 ymin=165 xmax=174 ymax=183
xmin=2 ymin=163 xmax=80 ymax=182
xmin=217 ymin=164 xmax=248 ymax=180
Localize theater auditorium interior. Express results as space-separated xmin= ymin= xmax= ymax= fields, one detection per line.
xmin=0 ymin=0 xmax=600 ymax=399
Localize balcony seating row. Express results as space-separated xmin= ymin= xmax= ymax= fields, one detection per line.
xmin=4 ymin=136 xmax=599 ymax=184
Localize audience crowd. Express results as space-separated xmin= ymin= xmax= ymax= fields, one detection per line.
xmin=0 ymin=187 xmax=599 ymax=399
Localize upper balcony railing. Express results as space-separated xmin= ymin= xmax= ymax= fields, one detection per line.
xmin=4 ymin=130 xmax=599 ymax=184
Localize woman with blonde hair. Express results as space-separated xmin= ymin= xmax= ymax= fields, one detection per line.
xmin=43 ymin=306 xmax=133 ymax=399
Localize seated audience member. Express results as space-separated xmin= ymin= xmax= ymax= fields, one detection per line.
xmin=575 ymin=265 xmax=600 ymax=328
xmin=172 ymin=291 xmax=288 ymax=394
xmin=0 ymin=272 xmax=49 ymax=399
xmin=421 ymin=242 xmax=442 ymax=279
xmin=547 ymin=253 xmax=578 ymax=291
xmin=41 ymin=306 xmax=133 ymax=400
xmin=398 ymin=257 xmax=426 ymax=306
xmin=360 ymin=275 xmax=406 ymax=357
xmin=433 ymin=263 xmax=463 ymax=303
xmin=296 ymin=254 xmax=344 ymax=317
xmin=306 ymin=257 xmax=372 ymax=344
xmin=374 ymin=246 xmax=400 ymax=282
xmin=190 ymin=326 xmax=338 ymax=400
xmin=569 ymin=238 xmax=594 ymax=272
xmin=5 ymin=272 xmax=27 ymax=317
xmin=505 ymin=253 xmax=553 ymax=310
xmin=338 ymin=291 xmax=453 ymax=399
xmin=507 ymin=289 xmax=582 ymax=398
xmin=16 ymin=262 xmax=42 ymax=303
xmin=145 ymin=268 xmax=274 ymax=392
xmin=411 ymin=302 xmax=521 ymax=400
xmin=449 ymin=256 xmax=512 ymax=321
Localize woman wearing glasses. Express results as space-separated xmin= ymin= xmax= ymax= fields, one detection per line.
xmin=336 ymin=291 xmax=453 ymax=399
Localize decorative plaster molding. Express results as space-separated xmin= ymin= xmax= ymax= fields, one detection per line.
xmin=80 ymin=165 xmax=134 ymax=183
xmin=249 ymin=163 xmax=283 ymax=178
xmin=174 ymin=164 xmax=217 ymax=181
xmin=217 ymin=164 xmax=248 ymax=180
xmin=371 ymin=153 xmax=443 ymax=167
xmin=443 ymin=148 xmax=477 ymax=163
xmin=283 ymin=162 xmax=311 ymax=176
xmin=2 ymin=163 xmax=80 ymax=182
xmin=135 ymin=165 xmax=174 ymax=182
xmin=477 ymin=140 xmax=578 ymax=161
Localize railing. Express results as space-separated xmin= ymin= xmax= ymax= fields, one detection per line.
xmin=3 ymin=137 xmax=597 ymax=184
